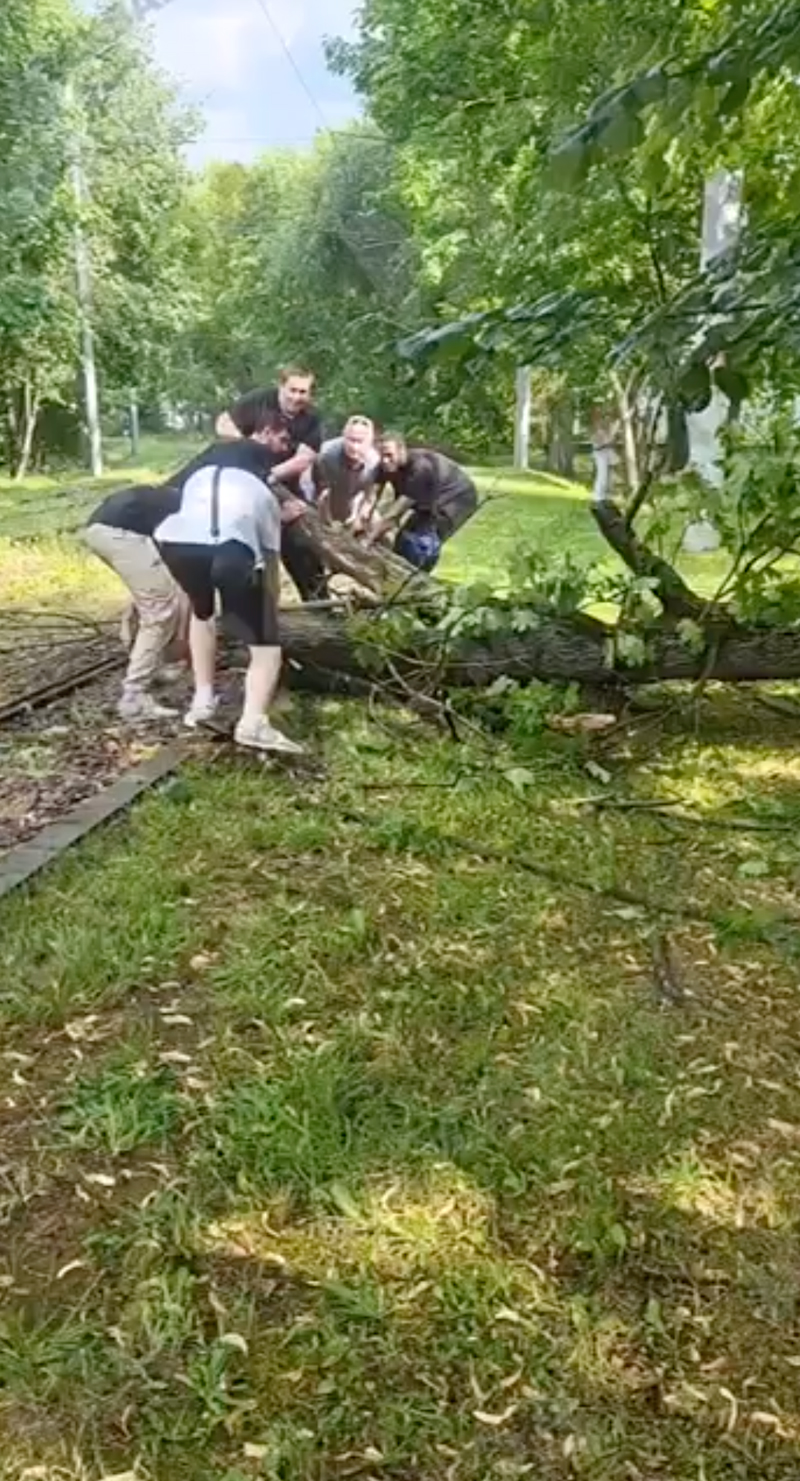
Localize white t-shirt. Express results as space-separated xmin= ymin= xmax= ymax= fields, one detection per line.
xmin=155 ymin=466 xmax=281 ymax=560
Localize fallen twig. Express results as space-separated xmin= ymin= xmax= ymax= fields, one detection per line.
xmin=339 ymin=806 xmax=710 ymax=922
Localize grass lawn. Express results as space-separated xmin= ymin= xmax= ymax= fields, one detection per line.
xmin=0 ymin=454 xmax=729 ymax=617
xmin=2 ymin=456 xmax=800 ymax=1479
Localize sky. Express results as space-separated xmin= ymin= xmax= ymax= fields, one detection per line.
xmin=138 ymin=0 xmax=362 ymax=167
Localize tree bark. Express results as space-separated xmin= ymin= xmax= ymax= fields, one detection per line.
xmin=591 ymin=501 xmax=719 ymax=621
xmin=279 ymin=606 xmax=800 ymax=691
xmin=14 ymin=381 xmax=40 ymax=482
xmin=281 ymin=502 xmax=431 ymax=600
xmin=611 ymin=369 xmax=641 ymax=495
xmin=546 ymin=392 xmax=575 ymax=478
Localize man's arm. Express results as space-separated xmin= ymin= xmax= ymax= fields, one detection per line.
xmin=255 ymin=486 xmax=282 ymax=558
xmin=365 ymin=494 xmax=413 ymax=545
xmin=267 ymin=476 xmax=308 ymax=525
xmin=309 ymin=456 xmax=333 ymax=522
xmin=270 ymin=443 xmax=317 ymax=485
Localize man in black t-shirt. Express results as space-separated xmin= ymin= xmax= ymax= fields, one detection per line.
xmin=367 ymin=434 xmax=479 ymax=570
xmin=217 ymin=368 xmax=329 ymax=600
xmin=83 ymin=413 xmax=290 ymax=723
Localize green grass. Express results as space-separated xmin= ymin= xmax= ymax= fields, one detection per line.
xmin=3 ymin=448 xmax=800 ymax=1478
xmin=0 ymin=433 xmax=205 ymax=615
xmin=0 ymin=454 xmax=731 ymax=619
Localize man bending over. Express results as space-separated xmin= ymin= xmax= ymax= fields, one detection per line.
xmin=154 ymin=410 xmax=302 ymax=755
xmin=368 ymin=435 xmax=478 ymax=571
xmin=313 ymin=415 xmax=382 ymax=529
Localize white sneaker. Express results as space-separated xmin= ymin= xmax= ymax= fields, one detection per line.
xmin=234 ymin=718 xmax=305 ymax=755
xmin=118 ymin=690 xmax=178 ymax=722
xmin=184 ymin=696 xmax=219 ymax=730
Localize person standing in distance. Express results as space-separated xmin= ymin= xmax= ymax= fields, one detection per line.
xmin=217 ymin=368 xmax=328 ymax=601
xmin=154 ymin=409 xmax=303 ymax=756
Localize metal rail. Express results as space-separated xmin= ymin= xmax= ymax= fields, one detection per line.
xmin=0 ymin=651 xmax=123 ymax=726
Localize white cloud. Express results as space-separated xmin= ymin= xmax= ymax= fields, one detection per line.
xmin=150 ymin=0 xmax=356 ymax=94
xmin=139 ymin=0 xmax=362 ymax=164
xmin=151 ymin=0 xmax=296 ymax=92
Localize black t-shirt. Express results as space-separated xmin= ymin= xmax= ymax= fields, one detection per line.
xmin=88 ymin=483 xmax=181 ymax=538
xmin=89 ymin=441 xmax=283 ymax=537
xmin=383 ymin=449 xmax=476 ymax=519
xmin=229 ymin=388 xmax=322 ymax=459
xmin=166 ymin=438 xmax=283 ymax=493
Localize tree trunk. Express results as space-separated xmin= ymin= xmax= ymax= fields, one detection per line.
xmin=611 ymin=370 xmax=641 ymax=494
xmin=129 ymin=393 xmax=140 ymax=460
xmin=591 ymin=501 xmax=714 ymax=620
xmin=547 ymin=393 xmax=575 ymax=478
xmin=14 ymin=382 xmax=40 ymax=481
xmin=279 ymin=501 xmax=432 ymax=601
xmin=279 ymin=607 xmax=800 ymax=691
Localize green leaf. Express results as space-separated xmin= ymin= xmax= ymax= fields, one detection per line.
xmin=504 ymin=767 xmax=538 ymax=794
xmin=616 ymin=632 xmax=648 ymax=668
xmin=597 ymin=102 xmax=643 ymax=157
xmin=718 ymin=74 xmax=752 ymax=117
xmin=329 ymin=1182 xmax=363 ymax=1219
xmin=713 ymin=364 xmax=748 ymax=404
xmin=676 ymin=619 xmax=707 ymax=656
xmin=679 ymin=362 xmax=712 ymax=412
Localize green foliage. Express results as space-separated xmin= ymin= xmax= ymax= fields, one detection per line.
xmin=57 ymin=1050 xmax=182 ymax=1154
xmin=0 ymin=0 xmax=198 ymax=473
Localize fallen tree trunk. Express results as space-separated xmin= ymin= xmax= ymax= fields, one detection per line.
xmin=276 ymin=499 xmax=800 ymax=690
xmin=281 ymin=502 xmax=430 ymax=599
xmin=280 ymin=607 xmax=800 ymax=689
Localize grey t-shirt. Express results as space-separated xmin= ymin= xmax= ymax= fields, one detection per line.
xmin=313 ymin=437 xmax=382 ymax=522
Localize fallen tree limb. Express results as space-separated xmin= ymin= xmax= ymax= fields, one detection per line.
xmin=339 ymin=806 xmax=709 ymax=922
xmin=592 ymin=501 xmax=720 ymax=621
xmin=280 ymin=606 xmax=800 ymax=688
xmin=283 ymin=503 xmax=430 ymax=599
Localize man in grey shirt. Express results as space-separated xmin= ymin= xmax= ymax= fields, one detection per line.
xmin=313 ymin=415 xmax=383 ymax=526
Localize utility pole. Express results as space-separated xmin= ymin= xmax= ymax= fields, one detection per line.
xmin=513 ymin=365 xmax=532 ymax=471
xmin=65 ymin=76 xmax=103 ymax=476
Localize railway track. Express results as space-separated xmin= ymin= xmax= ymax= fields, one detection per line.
xmin=0 ymin=649 xmax=124 ymax=725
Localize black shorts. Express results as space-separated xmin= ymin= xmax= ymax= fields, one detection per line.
xmin=158 ymin=539 xmax=279 ymax=646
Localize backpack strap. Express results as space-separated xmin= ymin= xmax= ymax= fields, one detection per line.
xmin=210 ymin=466 xmax=222 ymax=541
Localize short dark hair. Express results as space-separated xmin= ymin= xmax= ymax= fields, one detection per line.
xmin=228 ymin=392 xmax=285 ymax=439
xmin=279 ymin=365 xmax=314 ymax=386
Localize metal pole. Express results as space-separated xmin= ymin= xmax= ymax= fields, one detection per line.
xmin=513 ymin=365 xmax=532 ymax=471
xmin=129 ymin=392 xmax=140 ymax=459
xmin=65 ymin=76 xmax=103 ymax=477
